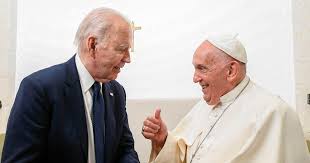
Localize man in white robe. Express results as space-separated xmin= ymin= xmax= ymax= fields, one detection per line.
xmin=142 ymin=34 xmax=310 ymax=163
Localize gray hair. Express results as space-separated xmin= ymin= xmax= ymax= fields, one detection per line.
xmin=74 ymin=7 xmax=131 ymax=53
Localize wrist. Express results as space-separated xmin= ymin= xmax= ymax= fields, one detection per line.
xmin=152 ymin=133 xmax=168 ymax=154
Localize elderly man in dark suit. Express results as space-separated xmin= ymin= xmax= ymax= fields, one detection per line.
xmin=1 ymin=7 xmax=139 ymax=163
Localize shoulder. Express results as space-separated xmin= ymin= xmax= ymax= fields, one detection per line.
xmin=20 ymin=63 xmax=65 ymax=89
xmin=237 ymin=80 xmax=297 ymax=121
xmin=243 ymin=81 xmax=289 ymax=109
xmin=20 ymin=57 xmax=76 ymax=90
xmin=246 ymin=81 xmax=296 ymax=123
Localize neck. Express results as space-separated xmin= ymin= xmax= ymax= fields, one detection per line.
xmin=78 ymin=53 xmax=95 ymax=80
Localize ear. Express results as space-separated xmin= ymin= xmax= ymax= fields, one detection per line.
xmin=226 ymin=61 xmax=239 ymax=82
xmin=87 ymin=36 xmax=97 ymax=56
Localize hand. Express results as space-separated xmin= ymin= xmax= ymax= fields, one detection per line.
xmin=142 ymin=108 xmax=168 ymax=153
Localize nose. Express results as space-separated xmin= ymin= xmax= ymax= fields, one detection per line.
xmin=193 ymin=71 xmax=202 ymax=83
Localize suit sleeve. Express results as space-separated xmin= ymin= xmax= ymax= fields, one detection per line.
xmin=117 ymin=86 xmax=140 ymax=163
xmin=1 ymin=77 xmax=50 ymax=163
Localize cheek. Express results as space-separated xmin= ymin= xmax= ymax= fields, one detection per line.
xmin=212 ymin=76 xmax=227 ymax=93
xmin=205 ymin=76 xmax=221 ymax=90
xmin=98 ymin=50 xmax=119 ymax=64
xmin=199 ymin=74 xmax=210 ymax=83
xmin=109 ymin=55 xmax=123 ymax=64
xmin=99 ymin=57 xmax=116 ymax=68
xmin=201 ymin=75 xmax=215 ymax=85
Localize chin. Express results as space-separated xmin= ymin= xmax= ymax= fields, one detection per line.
xmin=109 ymin=74 xmax=119 ymax=80
xmin=203 ymin=95 xmax=210 ymax=103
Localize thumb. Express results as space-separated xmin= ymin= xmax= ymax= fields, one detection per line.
xmin=154 ymin=108 xmax=161 ymax=120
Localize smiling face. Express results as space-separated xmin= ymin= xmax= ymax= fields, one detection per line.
xmin=192 ymin=41 xmax=233 ymax=105
xmin=94 ymin=27 xmax=132 ymax=82
xmin=86 ymin=16 xmax=132 ymax=83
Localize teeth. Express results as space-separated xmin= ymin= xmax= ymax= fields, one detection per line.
xmin=201 ymin=85 xmax=208 ymax=89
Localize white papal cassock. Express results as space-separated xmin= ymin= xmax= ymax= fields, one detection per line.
xmin=150 ymin=76 xmax=310 ymax=163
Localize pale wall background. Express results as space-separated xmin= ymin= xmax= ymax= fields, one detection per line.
xmin=15 ymin=0 xmax=295 ymax=104
xmin=0 ymin=0 xmax=16 ymax=133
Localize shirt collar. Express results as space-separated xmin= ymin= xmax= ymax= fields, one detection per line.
xmin=219 ymin=75 xmax=250 ymax=104
xmin=75 ymin=54 xmax=95 ymax=93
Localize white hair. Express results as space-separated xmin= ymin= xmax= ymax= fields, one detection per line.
xmin=74 ymin=7 xmax=131 ymax=53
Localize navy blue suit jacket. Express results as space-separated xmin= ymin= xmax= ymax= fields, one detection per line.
xmin=1 ymin=56 xmax=139 ymax=163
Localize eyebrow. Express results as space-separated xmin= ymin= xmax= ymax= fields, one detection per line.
xmin=116 ymin=44 xmax=130 ymax=49
xmin=194 ymin=64 xmax=207 ymax=69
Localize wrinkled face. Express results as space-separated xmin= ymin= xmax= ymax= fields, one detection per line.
xmin=93 ymin=21 xmax=132 ymax=81
xmin=192 ymin=41 xmax=230 ymax=105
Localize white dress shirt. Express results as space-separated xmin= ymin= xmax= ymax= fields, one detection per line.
xmin=75 ymin=54 xmax=96 ymax=163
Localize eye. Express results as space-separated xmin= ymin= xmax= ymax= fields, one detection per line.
xmin=196 ymin=65 xmax=209 ymax=73
xmin=115 ymin=45 xmax=129 ymax=54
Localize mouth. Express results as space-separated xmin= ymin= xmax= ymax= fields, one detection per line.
xmin=201 ymin=84 xmax=209 ymax=92
xmin=113 ymin=66 xmax=121 ymax=72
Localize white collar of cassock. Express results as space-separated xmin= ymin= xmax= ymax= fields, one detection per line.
xmin=219 ymin=76 xmax=250 ymax=104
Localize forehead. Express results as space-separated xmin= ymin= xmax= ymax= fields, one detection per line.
xmin=192 ymin=41 xmax=218 ymax=65
xmin=106 ymin=15 xmax=132 ymax=40
xmin=109 ymin=24 xmax=132 ymax=46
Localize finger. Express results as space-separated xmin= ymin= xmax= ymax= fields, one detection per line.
xmin=142 ymin=131 xmax=155 ymax=139
xmin=146 ymin=116 xmax=160 ymax=125
xmin=154 ymin=108 xmax=161 ymax=120
xmin=143 ymin=125 xmax=159 ymax=133
xmin=144 ymin=120 xmax=160 ymax=131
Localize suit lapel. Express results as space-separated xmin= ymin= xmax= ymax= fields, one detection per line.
xmin=103 ymin=83 xmax=114 ymax=116
xmin=102 ymin=82 xmax=117 ymax=159
xmin=64 ymin=55 xmax=88 ymax=161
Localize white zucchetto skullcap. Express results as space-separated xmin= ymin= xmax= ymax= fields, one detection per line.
xmin=206 ymin=34 xmax=247 ymax=63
